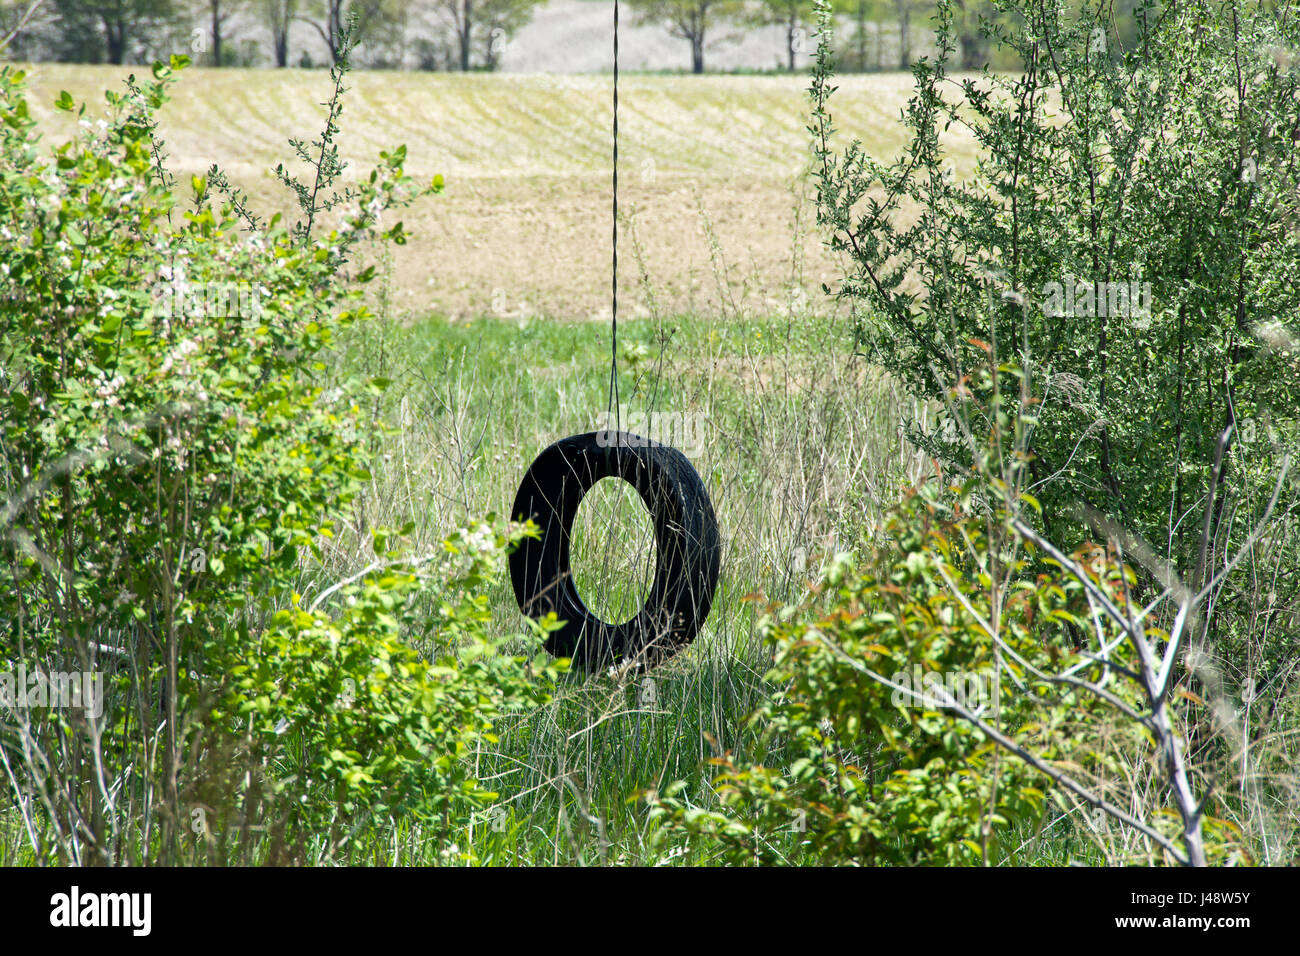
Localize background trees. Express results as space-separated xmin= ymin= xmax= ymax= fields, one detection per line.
xmin=430 ymin=0 xmax=546 ymax=72
xmin=1 ymin=0 xmax=974 ymax=71
xmin=625 ymin=0 xmax=744 ymax=73
xmin=51 ymin=0 xmax=179 ymax=63
xmin=835 ymin=0 xmax=888 ymax=72
xmin=192 ymin=0 xmax=253 ymax=66
xmin=2 ymin=0 xmax=549 ymax=69
xmin=296 ymin=0 xmax=393 ymax=64
xmin=749 ymin=0 xmax=815 ymax=72
xmin=262 ymin=0 xmax=293 ymax=65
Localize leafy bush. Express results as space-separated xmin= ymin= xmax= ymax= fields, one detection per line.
xmin=807 ymin=0 xmax=1299 ymax=865
xmin=650 ymin=357 xmax=1258 ymax=866
xmin=649 ymin=482 xmax=1258 ymax=866
xmin=649 ymin=490 xmax=1052 ymax=865
xmin=812 ymin=0 xmax=1300 ymax=548
xmin=195 ymin=520 xmax=565 ymax=864
xmin=0 ymin=50 xmax=554 ymax=864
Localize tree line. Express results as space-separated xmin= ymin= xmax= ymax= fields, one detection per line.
xmin=2 ymin=0 xmax=1154 ymax=73
xmin=0 ymin=0 xmax=1041 ymax=73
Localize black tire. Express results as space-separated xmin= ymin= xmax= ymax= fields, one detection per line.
xmin=509 ymin=430 xmax=721 ymax=671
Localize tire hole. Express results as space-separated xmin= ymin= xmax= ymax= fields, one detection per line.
xmin=569 ymin=477 xmax=656 ymax=626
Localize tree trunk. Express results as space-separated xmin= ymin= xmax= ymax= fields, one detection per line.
xmin=460 ymin=0 xmax=473 ymax=71
xmin=897 ymin=2 xmax=910 ymax=69
xmin=787 ymin=14 xmax=797 ymax=71
xmin=330 ymin=0 xmax=343 ymax=62
xmin=692 ymin=32 xmax=704 ymax=73
xmin=856 ymin=0 xmax=866 ymax=71
xmin=270 ymin=0 xmax=291 ymax=67
xmin=102 ymin=16 xmax=127 ymax=64
xmin=955 ymin=1 xmax=986 ymax=70
xmin=212 ymin=1 xmax=223 ymax=66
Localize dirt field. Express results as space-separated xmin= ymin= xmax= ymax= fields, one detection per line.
xmin=19 ymin=65 xmax=976 ymax=320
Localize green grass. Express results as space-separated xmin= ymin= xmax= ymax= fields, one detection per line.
xmin=258 ymin=296 xmax=910 ymax=864
xmin=266 ymin=302 xmax=1111 ymax=867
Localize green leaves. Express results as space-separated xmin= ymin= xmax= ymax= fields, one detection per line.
xmin=0 ymin=54 xmax=459 ymax=864
xmin=649 ymin=492 xmax=1063 ymax=865
xmin=811 ymin=0 xmax=1300 ymax=575
xmin=202 ymin=526 xmax=560 ymax=858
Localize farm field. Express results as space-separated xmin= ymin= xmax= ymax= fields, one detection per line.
xmin=20 ymin=64 xmax=974 ymax=320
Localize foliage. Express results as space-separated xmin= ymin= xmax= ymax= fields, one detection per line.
xmin=649 ymin=371 xmax=1255 ymax=865
xmin=49 ymin=0 xmax=182 ymax=64
xmin=811 ymin=0 xmax=1300 ymax=549
xmin=648 ymin=489 xmax=1054 ymax=865
xmin=809 ymin=0 xmax=1300 ymax=857
xmin=0 ymin=48 xmax=547 ymax=864
xmin=195 ymin=519 xmax=566 ymax=864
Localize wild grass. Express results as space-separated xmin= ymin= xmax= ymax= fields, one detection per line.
xmin=213 ymin=190 xmax=918 ymax=863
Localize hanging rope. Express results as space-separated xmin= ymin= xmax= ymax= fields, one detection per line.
xmin=606 ymin=0 xmax=622 ymax=440
xmin=509 ymin=3 xmax=723 ymax=668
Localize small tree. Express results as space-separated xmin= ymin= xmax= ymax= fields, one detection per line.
xmin=295 ymin=0 xmax=393 ymax=64
xmin=51 ymin=0 xmax=178 ymax=63
xmin=626 ymin=0 xmax=744 ymax=74
xmin=649 ymin=358 xmax=1264 ymax=865
xmin=749 ymin=0 xmax=815 ymax=72
xmin=429 ymin=0 xmax=541 ymax=71
xmin=194 ymin=0 xmax=243 ymax=65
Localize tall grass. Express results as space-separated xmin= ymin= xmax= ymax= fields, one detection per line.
xmin=263 ymin=197 xmax=913 ymax=864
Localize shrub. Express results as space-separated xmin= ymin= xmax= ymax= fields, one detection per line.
xmin=195 ymin=520 xmax=565 ymax=864
xmin=811 ymin=0 xmax=1300 ymax=551
xmin=649 ymin=489 xmax=1053 ymax=865
xmin=649 ymin=361 xmax=1256 ymax=866
xmin=0 ymin=50 xmax=555 ymax=864
xmin=807 ymin=0 xmax=1299 ymax=865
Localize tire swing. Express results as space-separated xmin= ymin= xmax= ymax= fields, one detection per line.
xmin=510 ymin=432 xmax=721 ymax=671
xmin=508 ymin=3 xmax=721 ymax=671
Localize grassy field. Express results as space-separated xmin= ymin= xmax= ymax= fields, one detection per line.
xmin=306 ymin=310 xmax=1114 ymax=866
xmin=311 ymin=306 xmax=911 ymax=864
